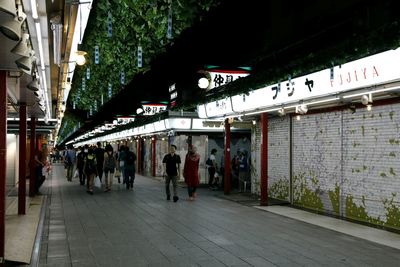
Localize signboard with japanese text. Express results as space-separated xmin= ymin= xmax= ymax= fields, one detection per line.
xmin=137 ymin=102 xmax=168 ymax=116
xmin=198 ymin=48 xmax=400 ymax=118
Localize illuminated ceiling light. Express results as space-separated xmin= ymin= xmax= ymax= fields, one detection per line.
xmin=252 ymin=120 xmax=256 ymax=125
xmin=198 ymin=77 xmax=210 ymax=89
xmin=0 ymin=2 xmax=26 ymax=41
xmin=296 ymin=115 xmax=301 ymax=121
xmin=75 ymin=51 xmax=87 ymax=66
xmin=361 ymin=94 xmax=369 ymax=105
xmin=361 ymin=93 xmax=373 ymax=111
xmin=11 ymin=32 xmax=29 ymax=57
xmin=277 ymin=108 xmax=286 ymax=116
xmin=64 ymin=82 xmax=71 ymax=91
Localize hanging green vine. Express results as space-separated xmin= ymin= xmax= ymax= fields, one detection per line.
xmin=68 ymin=0 xmax=219 ymax=111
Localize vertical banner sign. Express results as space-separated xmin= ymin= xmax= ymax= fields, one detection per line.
xmin=167 ymin=7 xmax=173 ymax=39
xmin=95 ymin=45 xmax=99 ymax=64
xmin=86 ymin=67 xmax=90 ymax=80
xmin=121 ymin=71 xmax=125 ymax=85
xmin=78 ymin=122 xmax=80 ymax=128
xmin=82 ymin=77 xmax=86 ymax=91
xmin=77 ymin=90 xmax=80 ymax=101
xmin=94 ymin=100 xmax=97 ymax=111
xmin=101 ymin=94 xmax=104 ymax=105
xmin=107 ymin=11 xmax=112 ymax=37
xmin=108 ymin=83 xmax=112 ymax=98
xmin=89 ymin=107 xmax=92 ymax=116
xmin=73 ymin=100 xmax=76 ymax=109
xmin=137 ymin=46 xmax=142 ymax=68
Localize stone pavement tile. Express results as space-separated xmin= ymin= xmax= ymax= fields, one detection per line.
xmin=180 ymin=247 xmax=210 ymax=260
xmin=241 ymin=256 xmax=277 ymax=267
xmin=69 ymin=247 xmax=93 ymax=261
xmin=214 ymin=251 xmax=251 ymax=266
xmin=196 ymin=259 xmax=227 ymax=267
xmin=71 ymin=259 xmax=98 ymax=267
xmin=44 ymin=257 xmax=71 ymax=267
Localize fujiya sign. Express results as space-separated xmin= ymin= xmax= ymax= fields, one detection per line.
xmin=199 ymin=48 xmax=400 ymax=118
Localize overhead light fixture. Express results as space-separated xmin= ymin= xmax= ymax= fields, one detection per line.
xmin=295 ymin=104 xmax=308 ymax=115
xmin=75 ymin=51 xmax=87 ymax=66
xmin=0 ymin=0 xmax=17 ymax=16
xmin=277 ymin=108 xmax=286 ymax=116
xmin=0 ymin=2 xmax=26 ymax=41
xmin=15 ymin=55 xmax=32 ymax=73
xmin=27 ymin=78 xmax=40 ymax=91
xmin=11 ymin=32 xmax=29 ymax=57
xmin=361 ymin=93 xmax=373 ymax=111
xmin=198 ymin=77 xmax=210 ymax=89
xmin=50 ymin=15 xmax=62 ymax=66
xmin=296 ymin=115 xmax=301 ymax=121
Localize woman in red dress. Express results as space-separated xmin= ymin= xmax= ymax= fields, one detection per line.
xmin=183 ymin=146 xmax=200 ymax=200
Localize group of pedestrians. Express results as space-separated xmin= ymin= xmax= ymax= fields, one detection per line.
xmin=62 ymin=142 xmax=204 ymax=201
xmin=63 ymin=142 xmax=137 ymax=194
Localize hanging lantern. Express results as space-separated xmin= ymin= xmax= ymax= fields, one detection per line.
xmin=137 ymin=46 xmax=142 ymax=68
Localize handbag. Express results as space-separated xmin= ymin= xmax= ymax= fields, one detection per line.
xmin=94 ymin=176 xmax=102 ymax=188
xmin=114 ymin=169 xmax=121 ymax=178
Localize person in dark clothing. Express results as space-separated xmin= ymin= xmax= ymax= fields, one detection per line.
xmin=94 ymin=142 xmax=105 ymax=182
xmin=124 ymin=146 xmax=136 ymax=190
xmin=162 ymin=144 xmax=181 ymax=202
xmin=76 ymin=146 xmax=86 ymax=185
xmin=34 ymin=150 xmax=45 ymax=194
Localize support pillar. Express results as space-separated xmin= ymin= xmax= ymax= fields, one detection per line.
xmin=29 ymin=117 xmax=36 ymax=197
xmin=152 ymin=136 xmax=156 ymax=177
xmin=224 ymin=119 xmax=231 ymax=195
xmin=260 ymin=113 xmax=268 ymax=206
xmin=0 ymin=71 xmax=7 ymax=266
xmin=18 ymin=104 xmax=27 ymax=215
xmin=137 ymin=139 xmax=141 ymax=174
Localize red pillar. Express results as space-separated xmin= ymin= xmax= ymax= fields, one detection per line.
xmin=224 ymin=119 xmax=231 ymax=195
xmin=29 ymin=117 xmax=36 ymax=197
xmin=152 ymin=136 xmax=156 ymax=177
xmin=0 ymin=71 xmax=7 ymax=266
xmin=260 ymin=113 xmax=268 ymax=206
xmin=18 ymin=104 xmax=27 ymax=215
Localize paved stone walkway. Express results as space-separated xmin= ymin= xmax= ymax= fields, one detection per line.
xmin=38 ymin=164 xmax=400 ymax=266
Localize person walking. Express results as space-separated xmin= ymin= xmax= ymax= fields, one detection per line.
xmin=183 ymin=146 xmax=200 ymax=201
xmin=124 ymin=146 xmax=136 ymax=190
xmin=103 ymin=144 xmax=116 ymax=192
xmin=207 ymin=148 xmax=217 ymax=189
xmin=118 ymin=145 xmax=126 ymax=184
xmin=84 ymin=147 xmax=97 ymax=195
xmin=65 ymin=144 xmax=76 ymax=182
xmin=162 ymin=144 xmax=181 ymax=202
xmin=76 ymin=146 xmax=86 ymax=185
xmin=95 ymin=142 xmax=105 ymax=182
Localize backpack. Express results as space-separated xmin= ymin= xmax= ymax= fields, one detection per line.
xmin=65 ymin=152 xmax=72 ymax=167
xmin=126 ymin=151 xmax=136 ymax=165
xmin=85 ymin=155 xmax=96 ymax=174
xmin=206 ymin=158 xmax=213 ymax=166
xmin=104 ymin=152 xmax=116 ymax=169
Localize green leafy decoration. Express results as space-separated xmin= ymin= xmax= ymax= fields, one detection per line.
xmin=67 ymin=0 xmax=219 ymax=112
